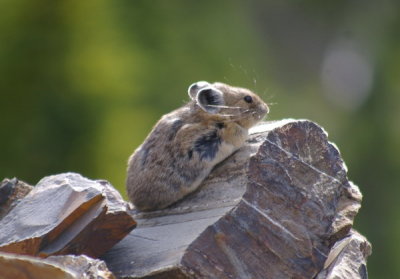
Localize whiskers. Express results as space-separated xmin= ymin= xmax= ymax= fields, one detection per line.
xmin=205 ymin=104 xmax=244 ymax=111
xmin=212 ymin=106 xmax=264 ymax=124
xmin=204 ymin=104 xmax=249 ymax=117
xmin=228 ymin=108 xmax=269 ymax=123
xmin=204 ymin=104 xmax=253 ymax=118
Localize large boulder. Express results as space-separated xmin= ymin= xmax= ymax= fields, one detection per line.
xmin=102 ymin=119 xmax=371 ymax=279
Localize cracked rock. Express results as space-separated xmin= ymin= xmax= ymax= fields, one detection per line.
xmin=0 ymin=173 xmax=136 ymax=258
xmin=102 ymin=119 xmax=370 ymax=279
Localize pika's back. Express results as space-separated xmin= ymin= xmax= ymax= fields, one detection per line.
xmin=126 ymin=81 xmax=269 ymax=211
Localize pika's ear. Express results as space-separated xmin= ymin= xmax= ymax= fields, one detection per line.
xmin=196 ymin=87 xmax=225 ymax=114
xmin=188 ymin=81 xmax=210 ymax=100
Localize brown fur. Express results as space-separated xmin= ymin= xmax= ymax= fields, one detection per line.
xmin=126 ymin=81 xmax=269 ymax=211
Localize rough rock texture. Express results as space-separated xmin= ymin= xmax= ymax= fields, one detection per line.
xmin=0 ymin=178 xmax=33 ymax=220
xmin=0 ymin=252 xmax=116 ymax=279
xmin=102 ymin=119 xmax=370 ymax=279
xmin=0 ymin=252 xmax=76 ymax=279
xmin=47 ymin=254 xmax=116 ymax=279
xmin=316 ymin=230 xmax=371 ymax=279
xmin=0 ymin=173 xmax=136 ymax=258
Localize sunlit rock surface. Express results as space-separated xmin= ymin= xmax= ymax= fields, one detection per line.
xmin=0 ymin=173 xmax=136 ymax=258
xmin=102 ymin=119 xmax=370 ymax=279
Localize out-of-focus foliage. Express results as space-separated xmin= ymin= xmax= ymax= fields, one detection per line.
xmin=0 ymin=0 xmax=398 ymax=277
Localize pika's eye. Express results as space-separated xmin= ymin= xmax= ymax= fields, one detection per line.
xmin=244 ymin=95 xmax=253 ymax=103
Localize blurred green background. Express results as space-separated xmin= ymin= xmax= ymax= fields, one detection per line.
xmin=1 ymin=0 xmax=399 ymax=277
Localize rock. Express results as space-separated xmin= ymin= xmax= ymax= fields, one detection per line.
xmin=102 ymin=119 xmax=369 ymax=279
xmin=316 ymin=230 xmax=371 ymax=279
xmin=0 ymin=252 xmax=76 ymax=279
xmin=0 ymin=173 xmax=136 ymax=258
xmin=47 ymin=254 xmax=116 ymax=279
xmin=0 ymin=178 xmax=33 ymax=220
xmin=0 ymin=252 xmax=116 ymax=279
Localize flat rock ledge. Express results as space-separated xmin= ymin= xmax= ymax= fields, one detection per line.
xmin=0 ymin=119 xmax=371 ymax=279
xmin=102 ymin=119 xmax=371 ymax=279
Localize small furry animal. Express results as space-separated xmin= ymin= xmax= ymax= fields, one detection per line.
xmin=126 ymin=81 xmax=269 ymax=211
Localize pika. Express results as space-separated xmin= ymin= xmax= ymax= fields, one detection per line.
xmin=126 ymin=81 xmax=269 ymax=211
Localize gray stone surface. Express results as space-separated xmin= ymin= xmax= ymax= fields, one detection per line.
xmin=0 ymin=178 xmax=33 ymax=220
xmin=0 ymin=119 xmax=370 ymax=278
xmin=48 ymin=254 xmax=116 ymax=279
xmin=0 ymin=173 xmax=136 ymax=258
xmin=102 ymin=119 xmax=370 ymax=278
xmin=0 ymin=252 xmax=116 ymax=279
xmin=316 ymin=230 xmax=371 ymax=279
xmin=0 ymin=252 xmax=76 ymax=279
